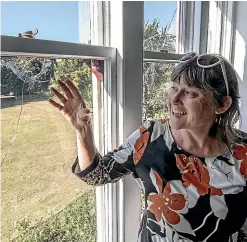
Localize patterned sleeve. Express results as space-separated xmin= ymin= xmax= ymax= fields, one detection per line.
xmin=231 ymin=138 xmax=247 ymax=241
xmin=232 ymin=139 xmax=247 ymax=193
xmin=71 ymin=121 xmax=153 ymax=186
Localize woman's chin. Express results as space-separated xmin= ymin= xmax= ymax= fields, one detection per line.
xmin=169 ymin=117 xmax=186 ymax=130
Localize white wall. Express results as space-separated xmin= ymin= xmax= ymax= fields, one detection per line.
xmin=233 ymin=3 xmax=247 ymax=232
xmin=230 ymin=2 xmax=247 ymax=232
xmin=206 ymin=2 xmax=247 ymax=232
xmin=233 ymin=2 xmax=247 ymax=133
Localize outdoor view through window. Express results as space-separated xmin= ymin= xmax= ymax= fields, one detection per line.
xmin=1 ymin=57 xmax=97 ymax=242
xmin=1 ymin=1 xmax=178 ymax=241
xmin=1 ymin=1 xmax=97 ymax=241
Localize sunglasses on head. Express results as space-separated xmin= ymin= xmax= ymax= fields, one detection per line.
xmin=179 ymin=52 xmax=230 ymax=96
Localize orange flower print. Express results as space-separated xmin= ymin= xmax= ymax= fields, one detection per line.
xmin=148 ymin=170 xmax=186 ymax=224
xmin=176 ymin=154 xmax=223 ymax=196
xmin=233 ymin=144 xmax=247 ymax=178
xmin=133 ymin=126 xmax=150 ymax=164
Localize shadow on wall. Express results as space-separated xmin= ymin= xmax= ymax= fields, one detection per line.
xmin=216 ymin=2 xmax=247 ymax=132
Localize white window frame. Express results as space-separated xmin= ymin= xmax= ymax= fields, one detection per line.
xmin=1 ymin=1 xmax=201 ymax=241
xmin=109 ymin=2 xmax=144 ymax=241
xmin=178 ymin=1 xmax=209 ymax=54
xmin=109 ymin=2 xmax=198 ymax=242
xmin=178 ymin=1 xmax=195 ymax=53
xmin=1 ymin=35 xmax=117 ymax=242
xmin=206 ymin=1 xmax=234 ymax=59
xmin=206 ymin=1 xmax=236 ymax=62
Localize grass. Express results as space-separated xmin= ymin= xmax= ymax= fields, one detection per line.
xmin=14 ymin=191 xmax=96 ymax=242
xmin=1 ymin=99 xmax=95 ymax=241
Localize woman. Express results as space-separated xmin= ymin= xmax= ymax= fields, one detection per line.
xmin=49 ymin=53 xmax=247 ymax=242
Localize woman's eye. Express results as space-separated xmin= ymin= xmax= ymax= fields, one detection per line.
xmin=185 ymin=91 xmax=197 ymax=97
xmin=171 ymin=86 xmax=178 ymax=91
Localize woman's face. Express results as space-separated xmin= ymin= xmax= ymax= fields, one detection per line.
xmin=167 ymin=77 xmax=217 ymax=131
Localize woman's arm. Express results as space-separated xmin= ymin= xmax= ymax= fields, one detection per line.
xmin=72 ymin=124 xmax=152 ymax=186
xmin=49 ymin=79 xmax=97 ymax=170
xmin=49 ymin=79 xmax=152 ymax=186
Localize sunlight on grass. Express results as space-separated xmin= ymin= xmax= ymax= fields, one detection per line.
xmin=1 ymin=100 xmax=95 ymax=241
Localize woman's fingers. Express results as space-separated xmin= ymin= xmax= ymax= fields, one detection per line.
xmin=64 ymin=80 xmax=87 ymax=108
xmin=49 ymin=99 xmax=63 ymax=111
xmin=50 ymin=87 xmax=67 ymax=104
xmin=59 ymin=80 xmax=74 ymax=99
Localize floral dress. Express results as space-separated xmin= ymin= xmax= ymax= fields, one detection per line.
xmin=72 ymin=120 xmax=247 ymax=242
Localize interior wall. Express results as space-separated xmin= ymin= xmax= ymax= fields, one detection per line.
xmin=232 ymin=1 xmax=247 ymax=133
xmin=233 ymin=1 xmax=247 ymax=233
xmin=206 ymin=1 xmax=247 ymax=232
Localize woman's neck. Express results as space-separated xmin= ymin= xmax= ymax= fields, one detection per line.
xmin=171 ymin=127 xmax=226 ymax=157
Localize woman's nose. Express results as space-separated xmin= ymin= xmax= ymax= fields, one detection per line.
xmin=171 ymin=91 xmax=183 ymax=104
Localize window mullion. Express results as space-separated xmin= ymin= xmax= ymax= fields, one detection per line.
xmin=220 ymin=1 xmax=236 ymax=62
xmin=178 ymin=1 xmax=195 ymax=53
xmin=207 ymin=1 xmax=223 ymax=54
xmin=110 ymin=2 xmax=144 ymax=242
xmin=89 ymin=2 xmax=113 ymax=242
xmin=199 ymin=1 xmax=209 ymax=54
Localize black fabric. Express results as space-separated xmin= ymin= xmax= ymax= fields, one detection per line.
xmin=72 ymin=120 xmax=247 ymax=242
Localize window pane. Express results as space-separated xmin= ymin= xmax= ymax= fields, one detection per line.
xmin=144 ymin=1 xmax=178 ymax=52
xmin=1 ymin=56 xmax=98 ymax=241
xmin=1 ymin=1 xmax=91 ymax=44
xmin=143 ymin=62 xmax=176 ymax=122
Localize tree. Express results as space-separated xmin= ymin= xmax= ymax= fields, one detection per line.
xmin=144 ymin=18 xmax=176 ymax=53
xmin=143 ymin=17 xmax=177 ymax=121
xmin=51 ymin=59 xmax=92 ymax=108
xmin=1 ymin=57 xmax=93 ymax=107
xmin=1 ymin=60 xmax=22 ymax=95
xmin=1 ymin=57 xmax=55 ymax=96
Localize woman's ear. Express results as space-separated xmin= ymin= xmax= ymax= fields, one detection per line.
xmin=215 ymin=96 xmax=232 ymax=114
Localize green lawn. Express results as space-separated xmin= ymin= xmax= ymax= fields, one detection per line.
xmin=1 ymin=100 xmax=95 ymax=241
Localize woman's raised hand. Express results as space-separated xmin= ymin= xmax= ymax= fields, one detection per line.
xmin=49 ymin=80 xmax=92 ymax=132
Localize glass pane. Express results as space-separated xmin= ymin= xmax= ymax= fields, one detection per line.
xmin=1 ymin=56 xmax=98 ymax=241
xmin=143 ymin=62 xmax=176 ymax=122
xmin=144 ymin=1 xmax=178 ymax=52
xmin=1 ymin=1 xmax=91 ymax=44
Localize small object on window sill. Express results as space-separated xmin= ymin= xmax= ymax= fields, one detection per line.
xmin=160 ymin=50 xmax=168 ymax=53
xmin=18 ymin=29 xmax=38 ymax=39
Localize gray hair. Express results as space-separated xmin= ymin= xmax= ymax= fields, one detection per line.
xmin=170 ymin=56 xmax=246 ymax=149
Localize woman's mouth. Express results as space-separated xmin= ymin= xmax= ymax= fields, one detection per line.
xmin=172 ymin=110 xmax=187 ymax=117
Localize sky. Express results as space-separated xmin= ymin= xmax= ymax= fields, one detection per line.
xmin=1 ymin=1 xmax=177 ymax=43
